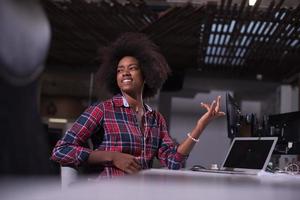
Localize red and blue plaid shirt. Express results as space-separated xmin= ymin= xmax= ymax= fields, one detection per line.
xmin=51 ymin=94 xmax=187 ymax=177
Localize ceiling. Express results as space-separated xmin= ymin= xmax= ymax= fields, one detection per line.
xmin=41 ymin=0 xmax=300 ymax=96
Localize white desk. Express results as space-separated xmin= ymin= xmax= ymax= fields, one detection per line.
xmin=1 ymin=169 xmax=300 ymax=200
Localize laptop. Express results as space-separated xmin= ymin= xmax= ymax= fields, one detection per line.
xmin=191 ymin=137 xmax=278 ymax=175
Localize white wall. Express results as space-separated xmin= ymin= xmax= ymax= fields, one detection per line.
xmin=292 ymin=86 xmax=299 ymax=111
xmin=241 ymin=100 xmax=261 ymax=120
xmin=280 ymin=85 xmax=299 ymax=113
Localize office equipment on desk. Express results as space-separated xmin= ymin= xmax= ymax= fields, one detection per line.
xmin=191 ymin=137 xmax=278 ymax=175
xmin=226 ymin=92 xmax=258 ymax=139
xmin=226 ymin=92 xmax=243 ymax=139
xmin=225 ymin=92 xmax=300 ymax=154
xmin=267 ymin=111 xmax=300 ymax=154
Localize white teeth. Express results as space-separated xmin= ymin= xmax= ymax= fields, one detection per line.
xmin=123 ymin=79 xmax=132 ymax=83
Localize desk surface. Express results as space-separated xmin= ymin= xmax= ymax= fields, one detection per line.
xmin=1 ymin=169 xmax=300 ymax=200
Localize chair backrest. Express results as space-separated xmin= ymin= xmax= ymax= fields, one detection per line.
xmin=0 ymin=0 xmax=52 ymax=174
xmin=60 ymin=123 xmax=94 ymax=188
xmin=61 ymin=166 xmax=79 ymax=189
xmin=0 ymin=0 xmax=50 ymax=85
xmin=60 ymin=138 xmax=94 ymax=189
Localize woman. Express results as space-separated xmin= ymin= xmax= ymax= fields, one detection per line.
xmin=51 ymin=32 xmax=225 ymax=177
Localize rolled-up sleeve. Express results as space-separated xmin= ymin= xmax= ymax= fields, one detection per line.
xmin=51 ymin=104 xmax=103 ymax=167
xmin=157 ymin=115 xmax=188 ymax=169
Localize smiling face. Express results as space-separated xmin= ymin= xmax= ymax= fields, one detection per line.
xmin=116 ymin=56 xmax=144 ymax=97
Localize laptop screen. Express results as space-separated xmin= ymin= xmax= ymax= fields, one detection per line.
xmin=222 ymin=137 xmax=277 ymax=170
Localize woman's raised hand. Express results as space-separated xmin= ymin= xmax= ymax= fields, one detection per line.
xmin=198 ymin=96 xmax=225 ymax=126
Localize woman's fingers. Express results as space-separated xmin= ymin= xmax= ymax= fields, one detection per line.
xmin=125 ymin=168 xmax=133 ymax=174
xmin=113 ymin=152 xmax=141 ymax=173
xmin=125 ymin=160 xmax=141 ymax=174
xmin=201 ymin=100 xmax=216 ymax=112
xmin=215 ymin=96 xmax=225 ymax=116
xmin=131 ymin=158 xmax=141 ymax=170
xmin=217 ymin=111 xmax=226 ymax=116
xmin=200 ymin=102 xmax=210 ymax=110
xmin=215 ymin=96 xmax=221 ymax=112
xmin=126 ymin=165 xmax=138 ymax=174
xmin=210 ymin=100 xmax=216 ymax=110
xmin=210 ymin=100 xmax=217 ymax=116
xmin=201 ymin=96 xmax=225 ymax=118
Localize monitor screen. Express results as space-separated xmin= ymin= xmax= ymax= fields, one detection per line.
xmin=225 ymin=92 xmax=241 ymax=139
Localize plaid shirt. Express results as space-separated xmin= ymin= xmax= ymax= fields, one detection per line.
xmin=51 ymin=94 xmax=187 ymax=177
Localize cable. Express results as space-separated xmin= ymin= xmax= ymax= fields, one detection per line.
xmin=286 ymin=161 xmax=300 ymax=175
xmin=273 ymin=161 xmax=300 ymax=175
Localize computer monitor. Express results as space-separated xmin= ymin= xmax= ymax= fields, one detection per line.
xmin=266 ymin=111 xmax=300 ymax=154
xmin=268 ymin=111 xmax=300 ymax=142
xmin=226 ymin=92 xmax=260 ymax=139
xmin=225 ymin=92 xmax=242 ymax=139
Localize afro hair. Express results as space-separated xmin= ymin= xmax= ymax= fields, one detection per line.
xmin=96 ymin=32 xmax=171 ymax=98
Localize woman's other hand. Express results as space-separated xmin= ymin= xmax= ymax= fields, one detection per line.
xmin=112 ymin=152 xmax=141 ymax=174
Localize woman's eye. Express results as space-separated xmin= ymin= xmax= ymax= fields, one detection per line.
xmin=130 ymin=66 xmax=138 ymax=70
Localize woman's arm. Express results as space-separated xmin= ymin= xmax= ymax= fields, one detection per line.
xmin=51 ymin=103 xmax=141 ymax=174
xmin=177 ymin=96 xmax=225 ymax=155
xmin=51 ymin=104 xmax=103 ymax=166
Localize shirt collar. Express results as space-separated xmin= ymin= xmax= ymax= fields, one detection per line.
xmin=112 ymin=94 xmax=153 ymax=112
